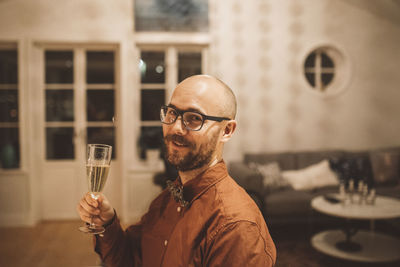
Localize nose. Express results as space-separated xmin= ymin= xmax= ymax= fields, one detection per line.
xmin=169 ymin=115 xmax=187 ymax=135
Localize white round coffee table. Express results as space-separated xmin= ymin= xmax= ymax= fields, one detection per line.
xmin=310 ymin=194 xmax=400 ymax=263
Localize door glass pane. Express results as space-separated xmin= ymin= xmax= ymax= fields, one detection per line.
xmin=0 ymin=48 xmax=19 ymax=169
xmin=86 ymin=51 xmax=114 ymax=84
xmin=45 ymin=51 xmax=73 ymax=84
xmin=46 ymin=127 xmax=74 ymax=159
xmin=46 ymin=89 xmax=74 ymax=122
xmin=0 ymin=127 xmax=19 ymax=169
xmin=140 ymin=52 xmax=165 ymax=83
xmin=178 ymin=52 xmax=202 ymax=82
xmin=0 ymin=50 xmax=18 ymax=84
xmin=138 ymin=126 xmax=163 ymax=159
xmin=0 ymin=90 xmax=18 ymax=122
xmin=87 ymin=127 xmax=115 ymax=159
xmin=135 ymin=0 xmax=209 ymax=32
xmin=87 ymin=90 xmax=114 ymax=121
xmin=141 ymin=89 xmax=165 ymax=121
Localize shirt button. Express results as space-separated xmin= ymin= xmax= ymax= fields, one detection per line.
xmin=177 ymin=206 xmax=181 ymax=212
xmin=164 ymin=240 xmax=168 ymax=246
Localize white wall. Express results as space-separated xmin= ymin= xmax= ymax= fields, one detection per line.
xmin=211 ymin=0 xmax=400 ymax=161
xmin=1 ymin=0 xmax=399 ymax=226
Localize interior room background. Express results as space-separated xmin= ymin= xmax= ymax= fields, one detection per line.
xmin=0 ymin=0 xmax=399 ymax=227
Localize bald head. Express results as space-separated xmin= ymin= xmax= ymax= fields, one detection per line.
xmin=173 ymin=75 xmax=237 ymax=119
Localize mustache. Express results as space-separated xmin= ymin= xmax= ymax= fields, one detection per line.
xmin=164 ymin=134 xmax=192 ymax=147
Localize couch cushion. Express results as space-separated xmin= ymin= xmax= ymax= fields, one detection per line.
xmin=281 ymin=160 xmax=339 ymax=190
xmin=264 ymin=186 xmax=339 ymax=221
xmin=375 ymin=186 xmax=400 ymax=198
xmin=295 ymin=150 xmax=345 ymax=169
xmin=369 ymin=149 xmax=400 ymax=186
xmin=264 ymin=188 xmax=313 ymax=217
xmin=228 ymin=161 xmax=264 ymax=195
xmin=244 ymin=152 xmax=297 ymax=170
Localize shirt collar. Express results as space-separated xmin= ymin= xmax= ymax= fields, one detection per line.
xmin=180 ymin=161 xmax=228 ymax=205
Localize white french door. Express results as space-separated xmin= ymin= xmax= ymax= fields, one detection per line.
xmin=36 ymin=45 xmax=120 ymax=219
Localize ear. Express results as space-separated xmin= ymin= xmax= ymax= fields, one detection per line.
xmin=220 ymin=120 xmax=237 ymax=143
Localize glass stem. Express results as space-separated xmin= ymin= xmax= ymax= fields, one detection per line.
xmin=90 ymin=192 xmax=100 ymax=228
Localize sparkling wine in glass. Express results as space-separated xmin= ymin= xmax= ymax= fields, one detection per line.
xmin=79 ymin=144 xmax=112 ymax=234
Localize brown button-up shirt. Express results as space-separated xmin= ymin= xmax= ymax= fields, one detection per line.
xmin=95 ymin=161 xmax=276 ymax=266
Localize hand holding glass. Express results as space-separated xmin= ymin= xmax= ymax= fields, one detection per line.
xmin=79 ymin=144 xmax=112 ymax=234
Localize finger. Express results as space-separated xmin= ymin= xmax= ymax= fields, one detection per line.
xmin=84 ymin=192 xmax=99 ymax=208
xmin=77 ymin=202 xmax=96 ymax=216
xmin=80 ymin=213 xmax=92 ymax=224
xmin=95 ymin=194 xmax=104 ymax=207
xmin=77 ymin=205 xmax=95 ymax=224
xmin=80 ymin=197 xmax=100 ymax=215
xmin=95 ymin=194 xmax=111 ymax=212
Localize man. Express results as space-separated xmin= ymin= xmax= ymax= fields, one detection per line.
xmin=77 ymin=75 xmax=276 ymax=266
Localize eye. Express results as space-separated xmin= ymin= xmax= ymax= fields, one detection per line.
xmin=185 ymin=113 xmax=202 ymax=122
xmin=167 ymin=108 xmax=177 ymax=116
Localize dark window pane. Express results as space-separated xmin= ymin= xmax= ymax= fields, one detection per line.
xmin=305 ymin=72 xmax=315 ymax=87
xmin=87 ymin=90 xmax=114 ymax=121
xmin=135 ymin=0 xmax=208 ymax=32
xmin=46 ymin=127 xmax=74 ymax=159
xmin=141 ymin=89 xmax=165 ymax=121
xmin=140 ymin=52 xmax=165 ymax=83
xmin=321 ymin=73 xmax=334 ymax=86
xmin=0 ymin=90 xmax=18 ymax=122
xmin=304 ymin=52 xmax=316 ymax=68
xmin=87 ymin=127 xmax=115 ymax=159
xmin=321 ymin=52 xmax=334 ymax=68
xmin=45 ymin=51 xmax=73 ymax=84
xmin=86 ymin=52 xmax=115 ymax=84
xmin=138 ymin=126 xmax=163 ymax=159
xmin=46 ymin=90 xmax=74 ymax=122
xmin=0 ymin=50 xmax=18 ymax=84
xmin=178 ymin=52 xmax=202 ymax=82
xmin=0 ymin=127 xmax=19 ymax=169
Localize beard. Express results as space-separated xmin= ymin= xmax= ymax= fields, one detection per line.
xmin=164 ymin=133 xmax=219 ymax=172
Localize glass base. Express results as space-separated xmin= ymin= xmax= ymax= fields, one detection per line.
xmin=79 ymin=224 xmax=105 ymax=235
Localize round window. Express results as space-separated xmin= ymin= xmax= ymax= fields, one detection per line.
xmin=303 ymin=46 xmax=350 ymax=96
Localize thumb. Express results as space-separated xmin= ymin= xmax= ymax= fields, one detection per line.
xmin=97 ymin=194 xmax=111 ymax=211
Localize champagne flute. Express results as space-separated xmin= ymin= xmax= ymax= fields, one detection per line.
xmin=79 ymin=144 xmax=112 ymax=234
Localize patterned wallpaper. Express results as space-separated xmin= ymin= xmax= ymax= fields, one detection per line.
xmin=209 ymin=0 xmax=400 ymax=162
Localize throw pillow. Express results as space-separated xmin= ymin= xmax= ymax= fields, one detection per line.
xmin=249 ymin=161 xmax=289 ymax=189
xmin=282 ymin=159 xmax=339 ymax=190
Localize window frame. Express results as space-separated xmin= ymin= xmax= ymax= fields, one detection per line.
xmin=136 ymin=38 xmax=209 ymax=162
xmin=302 ymin=44 xmax=351 ymax=98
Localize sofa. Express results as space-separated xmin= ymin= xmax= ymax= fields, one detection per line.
xmin=228 ymin=147 xmax=400 ymax=226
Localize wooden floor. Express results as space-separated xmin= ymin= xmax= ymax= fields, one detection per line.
xmin=1 ymin=220 xmax=400 ymax=267
xmin=0 ymin=220 xmax=101 ymax=267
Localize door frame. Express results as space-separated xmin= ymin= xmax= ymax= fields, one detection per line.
xmin=33 ymin=42 xmax=121 ymax=220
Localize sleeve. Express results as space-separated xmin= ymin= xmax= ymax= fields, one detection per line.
xmin=205 ymin=221 xmax=276 ymax=267
xmin=94 ymin=215 xmax=143 ymax=267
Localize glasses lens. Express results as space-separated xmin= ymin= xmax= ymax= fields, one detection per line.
xmin=161 ymin=106 xmax=177 ymax=124
xmin=183 ymin=112 xmax=203 ymax=130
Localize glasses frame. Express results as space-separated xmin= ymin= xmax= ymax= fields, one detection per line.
xmin=160 ymin=105 xmax=231 ymax=131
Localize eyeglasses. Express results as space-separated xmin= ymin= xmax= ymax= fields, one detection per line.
xmin=160 ymin=105 xmax=231 ymax=131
